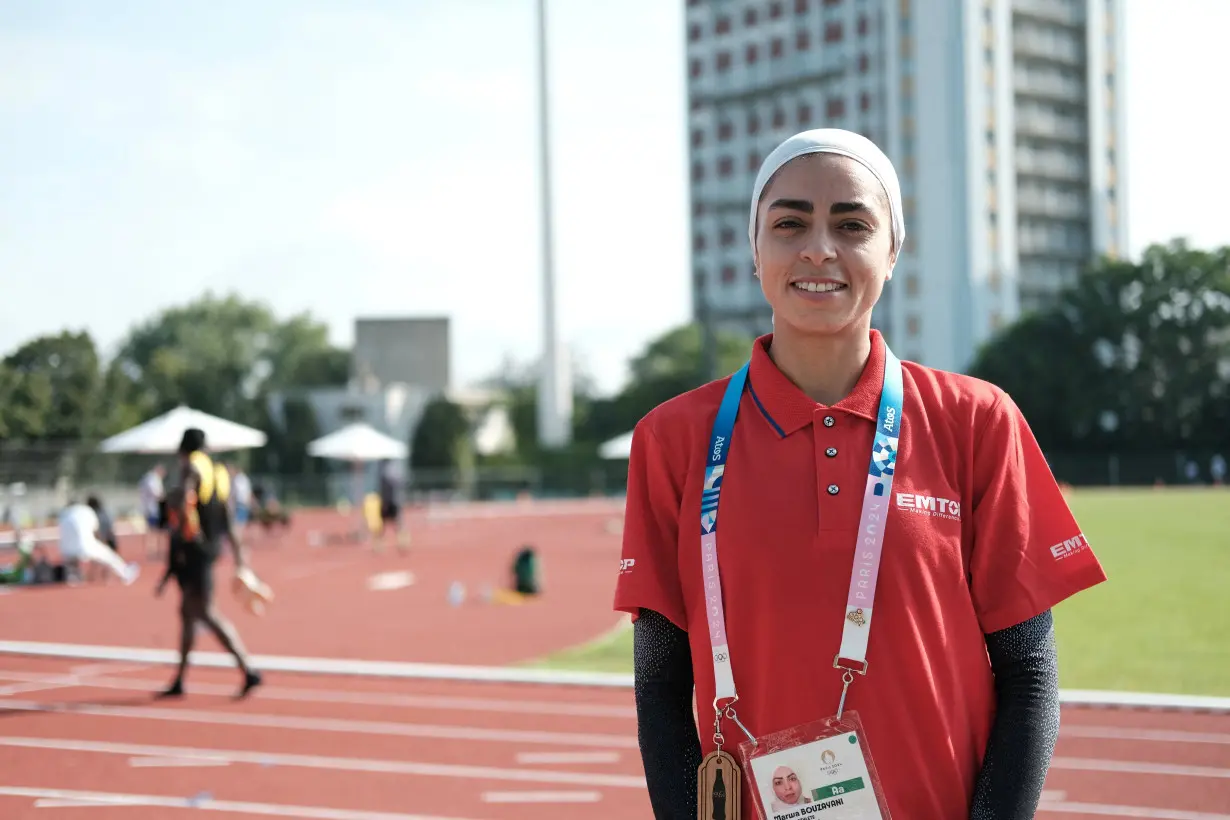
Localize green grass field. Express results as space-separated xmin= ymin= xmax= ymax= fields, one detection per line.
xmin=530 ymin=488 xmax=1230 ymax=697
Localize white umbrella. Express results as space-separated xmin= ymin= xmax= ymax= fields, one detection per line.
xmin=599 ymin=430 xmax=634 ymax=460
xmin=307 ymin=423 xmax=407 ymax=542
xmin=99 ymin=405 xmax=267 ymax=454
xmin=307 ymin=423 xmax=407 ymax=462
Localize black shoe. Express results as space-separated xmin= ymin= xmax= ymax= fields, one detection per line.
xmin=157 ymin=679 xmax=184 ymax=699
xmin=237 ymin=670 xmax=263 ymax=699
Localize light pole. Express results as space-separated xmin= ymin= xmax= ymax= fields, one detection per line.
xmin=534 ymin=0 xmax=572 ymax=450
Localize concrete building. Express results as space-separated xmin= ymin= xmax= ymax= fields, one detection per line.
xmin=686 ymin=0 xmax=1127 ymax=372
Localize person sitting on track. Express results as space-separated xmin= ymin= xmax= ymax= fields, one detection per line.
xmin=156 ymin=427 xmax=262 ymax=699
xmin=57 ymin=497 xmax=139 ymax=585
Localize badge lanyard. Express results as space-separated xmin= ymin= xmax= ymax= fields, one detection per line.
xmin=700 ymin=345 xmax=904 ymax=752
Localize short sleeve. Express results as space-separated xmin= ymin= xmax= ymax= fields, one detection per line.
xmin=969 ymin=392 xmax=1107 ymax=634
xmin=612 ymin=419 xmax=688 ymax=632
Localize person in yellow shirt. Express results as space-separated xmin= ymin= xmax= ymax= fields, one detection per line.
xmin=156 ymin=427 xmax=262 ymax=699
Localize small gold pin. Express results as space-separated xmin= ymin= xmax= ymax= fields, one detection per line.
xmin=846 ymin=608 xmax=866 ymax=627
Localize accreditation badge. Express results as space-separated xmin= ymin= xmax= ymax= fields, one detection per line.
xmin=737 ymin=712 xmax=891 ymax=820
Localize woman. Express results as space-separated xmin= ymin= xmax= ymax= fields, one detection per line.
xmin=613 ymin=129 xmax=1106 ymax=819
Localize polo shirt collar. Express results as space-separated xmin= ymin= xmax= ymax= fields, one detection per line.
xmin=746 ymin=329 xmax=887 ymax=437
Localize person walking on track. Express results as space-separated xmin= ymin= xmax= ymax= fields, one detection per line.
xmin=156 ymin=427 xmax=262 ymax=699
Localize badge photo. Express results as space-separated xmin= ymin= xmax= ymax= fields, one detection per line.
xmin=738 ymin=713 xmax=892 ymax=820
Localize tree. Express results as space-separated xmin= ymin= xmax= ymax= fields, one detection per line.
xmin=1 ymin=331 xmax=103 ymax=440
xmin=968 ymin=240 xmax=1230 ymax=451
xmin=603 ymin=322 xmax=753 ymax=440
xmin=410 ymin=396 xmax=472 ymax=473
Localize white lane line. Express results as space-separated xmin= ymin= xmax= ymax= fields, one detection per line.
xmin=0 ymin=670 xmax=636 ymax=718
xmin=0 ymin=784 xmax=492 ymax=819
xmin=128 ymin=756 xmax=232 ymax=768
xmin=0 ymin=736 xmax=648 ymax=789
xmin=1038 ymin=801 xmax=1230 ymax=819
xmin=1052 ymin=756 xmax=1230 ymax=779
xmin=0 ymin=638 xmax=636 ymax=690
xmin=515 ymin=752 xmax=622 ymax=765
xmin=481 ymin=791 xmax=602 ymax=804
xmin=0 ymin=664 xmax=150 ymax=697
xmin=1063 ymin=725 xmax=1230 ymax=746
xmin=0 ymin=699 xmax=638 ymax=749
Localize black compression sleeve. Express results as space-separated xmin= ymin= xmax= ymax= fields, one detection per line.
xmin=969 ymin=609 xmax=1062 ymax=820
xmin=634 ymin=608 xmax=702 ymax=820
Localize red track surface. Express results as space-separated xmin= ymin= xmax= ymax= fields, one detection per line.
xmin=3 ymin=502 xmax=628 ymax=664
xmin=1 ymin=500 xmax=1228 ymax=818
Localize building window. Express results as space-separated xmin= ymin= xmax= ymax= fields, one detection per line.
xmin=716 ymin=51 xmax=732 ymax=71
xmin=694 ymin=269 xmax=706 ymax=288
xmin=769 ymin=1 xmax=783 ymax=19
xmin=857 ymin=15 xmax=868 ymax=35
xmin=693 ymin=201 xmax=706 ymax=217
xmin=860 ymin=91 xmax=871 ymax=111
xmin=907 ymin=315 xmax=920 ymax=337
xmin=748 ymin=150 xmax=761 ymax=172
xmin=747 ymin=112 xmax=761 ymax=134
xmin=690 ymin=58 xmax=702 ymax=79
xmin=718 ymin=121 xmax=733 ymax=141
xmin=721 ymin=227 xmax=736 ymax=246
xmin=693 ymin=234 xmax=707 ymax=251
xmin=745 ymin=8 xmax=759 ymax=26
xmin=858 ymin=53 xmax=870 ymax=73
xmin=824 ymin=22 xmax=843 ymax=42
xmin=771 ymin=37 xmax=784 ymax=58
xmin=718 ymin=156 xmax=733 ymax=176
xmin=688 ymin=23 xmax=702 ymax=42
xmin=716 ymin=16 xmax=731 ymax=34
xmin=797 ymin=30 xmax=811 ymax=50
xmin=798 ymin=103 xmax=812 ymax=125
xmin=691 ymin=129 xmax=703 ymax=148
xmin=826 ymin=97 xmax=845 ymax=118
xmin=796 ymin=0 xmax=810 ymax=12
xmin=721 ymin=264 xmax=737 ymax=284
xmin=905 ymin=274 xmax=919 ymax=296
xmin=692 ymin=161 xmax=705 ymax=182
xmin=746 ymin=43 xmax=759 ymax=64
xmin=773 ymin=108 xmax=786 ymax=128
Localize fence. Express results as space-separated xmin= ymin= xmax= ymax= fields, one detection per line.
xmin=1 ymin=439 xmax=1224 ymax=528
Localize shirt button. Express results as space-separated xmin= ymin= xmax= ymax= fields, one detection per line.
xmin=825 ymin=447 xmax=838 ymax=457
xmin=827 ymin=484 xmax=839 ymax=495
xmin=823 ymin=416 xmax=836 ymax=427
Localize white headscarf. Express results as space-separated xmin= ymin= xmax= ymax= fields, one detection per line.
xmin=748 ymin=128 xmax=905 ymax=265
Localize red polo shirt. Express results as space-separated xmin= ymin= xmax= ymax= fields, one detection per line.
xmin=614 ymin=330 xmax=1107 ymax=819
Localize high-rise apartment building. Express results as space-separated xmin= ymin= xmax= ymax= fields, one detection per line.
xmin=686 ymin=0 xmax=1127 ymax=372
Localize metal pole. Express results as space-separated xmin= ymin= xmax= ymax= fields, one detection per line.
xmin=535 ymin=0 xmax=570 ymax=449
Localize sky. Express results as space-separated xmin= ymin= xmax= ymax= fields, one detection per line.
xmin=2 ymin=0 xmax=1228 ymax=398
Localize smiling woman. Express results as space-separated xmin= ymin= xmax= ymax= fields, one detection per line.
xmin=613 ymin=128 xmax=1107 ymax=820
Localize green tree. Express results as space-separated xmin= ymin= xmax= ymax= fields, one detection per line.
xmin=969 ymin=240 xmax=1230 ymax=451
xmin=605 ymin=322 xmax=753 ymax=439
xmin=1 ymin=331 xmax=103 ymax=439
xmin=410 ymin=396 xmax=472 ymax=472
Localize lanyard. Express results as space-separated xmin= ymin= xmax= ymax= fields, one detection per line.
xmin=700 ymin=345 xmax=905 ymax=747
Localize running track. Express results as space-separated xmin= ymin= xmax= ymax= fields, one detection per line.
xmin=1 ymin=500 xmax=1228 ymax=818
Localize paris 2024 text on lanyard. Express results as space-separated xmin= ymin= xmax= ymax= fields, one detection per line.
xmin=695 ymin=347 xmax=902 ymax=820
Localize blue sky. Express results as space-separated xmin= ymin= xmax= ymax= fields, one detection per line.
xmin=2 ymin=0 xmax=1227 ymax=397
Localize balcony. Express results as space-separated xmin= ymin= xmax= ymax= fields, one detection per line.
xmin=1012 ymin=0 xmax=1085 ymax=28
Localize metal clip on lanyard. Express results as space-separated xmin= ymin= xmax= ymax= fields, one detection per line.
xmin=700 ymin=346 xmax=905 ymax=746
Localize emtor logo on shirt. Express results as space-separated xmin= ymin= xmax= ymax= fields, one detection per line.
xmin=618 ymin=558 xmax=636 ymax=575
xmin=895 ymin=492 xmax=961 ymax=521
xmin=1049 ymin=534 xmax=1090 ymax=562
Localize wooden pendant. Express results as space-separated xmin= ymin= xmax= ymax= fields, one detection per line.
xmin=698 ymin=748 xmax=741 ymax=820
